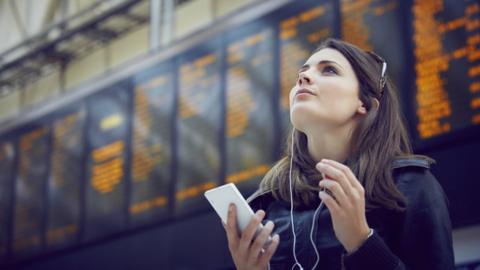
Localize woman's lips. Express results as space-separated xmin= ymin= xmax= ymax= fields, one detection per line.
xmin=295 ymin=88 xmax=316 ymax=96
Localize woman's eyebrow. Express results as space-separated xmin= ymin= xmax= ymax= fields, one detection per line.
xmin=298 ymin=60 xmax=343 ymax=73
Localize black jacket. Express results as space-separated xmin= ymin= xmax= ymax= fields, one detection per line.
xmin=247 ymin=159 xmax=455 ymax=270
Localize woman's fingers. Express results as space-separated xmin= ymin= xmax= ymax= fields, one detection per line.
xmin=225 ymin=204 xmax=239 ymax=251
xmin=238 ymin=210 xmax=265 ymax=255
xmin=224 ymin=205 xmax=278 ymax=269
xmin=248 ymin=221 xmax=275 ymax=264
xmin=319 ymin=189 xmax=341 ymax=214
xmin=319 ymin=179 xmax=350 ymax=208
xmin=257 ymin=234 xmax=280 ymax=266
xmin=316 ymin=161 xmax=353 ymax=197
xmin=321 ymin=159 xmax=364 ymax=192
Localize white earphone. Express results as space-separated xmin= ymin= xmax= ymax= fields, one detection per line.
xmin=288 ymin=129 xmax=325 ymax=270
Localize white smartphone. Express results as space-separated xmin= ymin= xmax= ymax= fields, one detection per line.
xmin=204 ymin=183 xmax=272 ymax=244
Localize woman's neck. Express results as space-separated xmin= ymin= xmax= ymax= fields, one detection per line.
xmin=304 ymin=126 xmax=353 ymax=164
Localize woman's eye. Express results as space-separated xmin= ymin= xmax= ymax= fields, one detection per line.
xmin=322 ymin=66 xmax=337 ymax=75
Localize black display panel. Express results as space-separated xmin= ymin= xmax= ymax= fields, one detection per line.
xmin=278 ymin=0 xmax=337 ymax=141
xmin=340 ymin=0 xmax=409 ymax=104
xmin=225 ymin=21 xmax=276 ymax=194
xmin=130 ymin=62 xmax=174 ymax=226
xmin=46 ymin=106 xmax=86 ymax=249
xmin=13 ymin=126 xmax=50 ymax=256
xmin=0 ymin=140 xmax=16 ymax=259
xmin=409 ymin=0 xmax=480 ymax=147
xmin=175 ymin=39 xmax=222 ymax=216
xmin=84 ymin=83 xmax=130 ymax=240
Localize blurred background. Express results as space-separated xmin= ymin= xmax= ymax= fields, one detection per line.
xmin=0 ymin=0 xmax=479 ymax=269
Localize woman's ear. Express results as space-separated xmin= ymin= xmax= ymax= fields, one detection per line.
xmin=357 ymin=98 xmax=379 ymax=114
xmin=357 ymin=102 xmax=367 ymax=114
xmin=372 ymin=98 xmax=380 ymax=111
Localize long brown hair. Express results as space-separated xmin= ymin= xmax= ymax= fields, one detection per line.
xmin=260 ymin=38 xmax=433 ymax=212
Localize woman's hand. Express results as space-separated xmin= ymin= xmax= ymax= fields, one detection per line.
xmin=315 ymin=159 xmax=371 ymax=253
xmin=224 ymin=203 xmax=280 ymax=270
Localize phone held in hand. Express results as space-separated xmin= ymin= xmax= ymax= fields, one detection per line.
xmin=204 ymin=183 xmax=272 ymax=244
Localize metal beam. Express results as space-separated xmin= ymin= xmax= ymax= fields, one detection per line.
xmin=150 ymin=0 xmax=162 ymax=50
xmin=161 ymin=0 xmax=174 ymax=46
xmin=42 ymin=0 xmax=62 ymax=29
xmin=9 ymin=0 xmax=28 ymax=39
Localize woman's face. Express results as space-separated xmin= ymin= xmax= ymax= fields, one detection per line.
xmin=289 ymin=48 xmax=366 ymax=133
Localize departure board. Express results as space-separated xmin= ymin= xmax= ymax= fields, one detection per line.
xmin=0 ymin=140 xmax=15 ymax=259
xmin=84 ymin=84 xmax=130 ymax=240
xmin=130 ymin=62 xmax=174 ymax=226
xmin=46 ymin=107 xmax=85 ymax=249
xmin=225 ymin=22 xmax=275 ymax=194
xmin=175 ymin=40 xmax=222 ymax=216
xmin=340 ymin=0 xmax=408 ymax=101
xmin=278 ymin=0 xmax=336 ymax=141
xmin=410 ymin=0 xmax=480 ymax=144
xmin=13 ymin=126 xmax=50 ymax=256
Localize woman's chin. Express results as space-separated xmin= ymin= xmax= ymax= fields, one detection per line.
xmin=290 ymin=108 xmax=318 ymax=130
xmin=290 ymin=102 xmax=317 ymax=117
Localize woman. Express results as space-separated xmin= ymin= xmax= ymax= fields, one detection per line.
xmin=223 ymin=38 xmax=455 ymax=270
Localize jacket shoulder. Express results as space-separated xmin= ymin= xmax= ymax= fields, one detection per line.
xmin=392 ymin=158 xmax=448 ymax=212
xmin=391 ymin=157 xmax=432 ymax=170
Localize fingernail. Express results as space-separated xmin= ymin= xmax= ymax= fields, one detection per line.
xmin=266 ymin=221 xmax=274 ymax=228
xmin=229 ymin=204 xmax=233 ymax=211
xmin=273 ymin=234 xmax=280 ymax=241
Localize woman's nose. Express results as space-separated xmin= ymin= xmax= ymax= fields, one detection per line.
xmin=297 ymin=72 xmax=312 ymax=86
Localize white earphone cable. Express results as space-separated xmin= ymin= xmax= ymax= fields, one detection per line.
xmin=289 ymin=130 xmax=323 ymax=270
xmin=289 ymin=129 xmax=303 ymax=270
